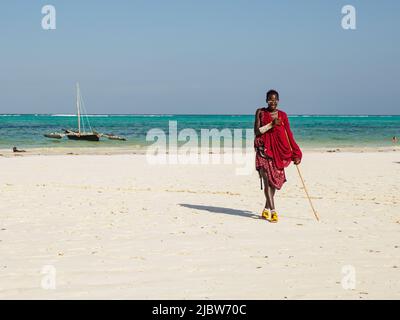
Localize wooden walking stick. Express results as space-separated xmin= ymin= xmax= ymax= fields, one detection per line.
xmin=283 ymin=125 xmax=320 ymax=222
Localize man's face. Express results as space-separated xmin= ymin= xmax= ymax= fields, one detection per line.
xmin=267 ymin=94 xmax=279 ymax=111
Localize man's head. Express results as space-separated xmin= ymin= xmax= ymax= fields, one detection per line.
xmin=266 ymin=89 xmax=279 ymax=111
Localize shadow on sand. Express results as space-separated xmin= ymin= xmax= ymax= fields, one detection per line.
xmin=179 ymin=203 xmax=261 ymax=220
xmin=179 ymin=203 xmax=314 ymax=222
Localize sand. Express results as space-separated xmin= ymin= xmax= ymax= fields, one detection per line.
xmin=0 ymin=149 xmax=399 ymax=299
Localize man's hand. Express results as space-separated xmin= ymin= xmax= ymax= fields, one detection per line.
xmin=272 ymin=118 xmax=282 ymax=127
xmin=293 ymin=158 xmax=301 ymax=165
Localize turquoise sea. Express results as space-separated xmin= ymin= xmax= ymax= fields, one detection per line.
xmin=0 ymin=114 xmax=399 ymax=149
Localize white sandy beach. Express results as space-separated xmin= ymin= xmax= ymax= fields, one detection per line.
xmin=0 ymin=149 xmax=399 ymax=299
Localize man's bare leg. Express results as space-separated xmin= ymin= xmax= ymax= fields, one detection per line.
xmin=265 ymin=182 xmax=275 ymax=211
xmin=260 ymin=169 xmax=275 ymax=210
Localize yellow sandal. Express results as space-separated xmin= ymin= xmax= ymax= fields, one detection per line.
xmin=261 ymin=209 xmax=271 ymax=221
xmin=270 ymin=211 xmax=278 ymax=223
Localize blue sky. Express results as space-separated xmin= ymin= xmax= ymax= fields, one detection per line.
xmin=0 ymin=0 xmax=399 ymax=114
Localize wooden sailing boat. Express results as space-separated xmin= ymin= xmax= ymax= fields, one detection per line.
xmin=66 ymin=83 xmax=100 ymax=141
xmin=44 ymin=83 xmax=127 ymax=142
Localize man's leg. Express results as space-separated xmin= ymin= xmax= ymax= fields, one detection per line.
xmin=260 ymin=169 xmax=274 ymax=210
xmin=265 ymin=183 xmax=275 ymax=211
xmin=270 ymin=187 xmax=276 ymax=209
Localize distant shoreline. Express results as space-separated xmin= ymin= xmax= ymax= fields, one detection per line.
xmin=1 ymin=146 xmax=399 ymax=157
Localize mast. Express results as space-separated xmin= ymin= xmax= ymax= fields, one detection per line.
xmin=76 ymin=82 xmax=81 ymax=134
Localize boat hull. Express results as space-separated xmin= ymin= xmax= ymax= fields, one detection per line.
xmin=66 ymin=133 xmax=100 ymax=141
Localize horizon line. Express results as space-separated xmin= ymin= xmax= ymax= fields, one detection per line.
xmin=1 ymin=113 xmax=400 ymax=117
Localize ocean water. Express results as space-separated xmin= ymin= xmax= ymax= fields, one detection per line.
xmin=0 ymin=114 xmax=399 ymax=149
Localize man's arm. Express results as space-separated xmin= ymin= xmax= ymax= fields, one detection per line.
xmin=254 ymin=108 xmax=273 ymax=136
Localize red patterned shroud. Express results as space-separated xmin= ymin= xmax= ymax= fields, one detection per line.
xmin=254 ymin=109 xmax=302 ymax=190
xmin=255 ymin=152 xmax=287 ymax=190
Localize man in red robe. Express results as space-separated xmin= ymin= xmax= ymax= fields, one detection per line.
xmin=254 ymin=90 xmax=302 ymax=223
